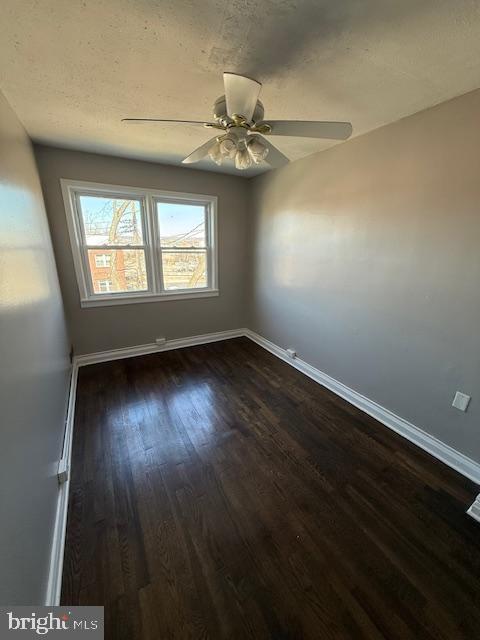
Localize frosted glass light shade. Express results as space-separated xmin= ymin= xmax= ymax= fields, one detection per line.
xmin=248 ymin=136 xmax=269 ymax=164
xmin=235 ymin=147 xmax=252 ymax=170
xmin=208 ymin=141 xmax=223 ymax=165
xmin=219 ymin=136 xmax=237 ymax=158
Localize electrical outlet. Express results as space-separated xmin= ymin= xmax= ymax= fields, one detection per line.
xmin=452 ymin=391 xmax=471 ymax=412
xmin=286 ymin=348 xmax=297 ymax=359
xmin=155 ymin=337 xmax=166 ymax=346
xmin=57 ymin=459 xmax=69 ymax=485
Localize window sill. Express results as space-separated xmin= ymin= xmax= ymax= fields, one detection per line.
xmin=80 ymin=289 xmax=219 ymax=308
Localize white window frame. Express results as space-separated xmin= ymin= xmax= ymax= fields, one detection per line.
xmin=61 ymin=179 xmax=218 ymax=308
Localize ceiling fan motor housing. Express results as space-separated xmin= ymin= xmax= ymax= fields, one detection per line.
xmin=213 ymin=96 xmax=264 ymax=124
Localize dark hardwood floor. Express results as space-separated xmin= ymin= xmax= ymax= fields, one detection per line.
xmin=62 ymin=337 xmax=480 ymax=639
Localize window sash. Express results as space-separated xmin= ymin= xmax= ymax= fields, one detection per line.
xmin=87 ymin=244 xmax=146 ymax=250
xmin=76 ymin=192 xmax=147 ymax=247
xmin=61 ymin=180 xmax=217 ymax=306
xmin=87 ymin=248 xmax=150 ymax=295
xmin=161 ymin=248 xmax=209 ymax=292
xmin=160 ymin=245 xmax=208 ymax=250
xmin=160 ymin=248 xmax=207 ymax=252
xmin=156 ymin=200 xmax=208 ymax=249
xmin=75 ymin=192 xmax=153 ymax=298
xmin=153 ymin=197 xmax=211 ymax=292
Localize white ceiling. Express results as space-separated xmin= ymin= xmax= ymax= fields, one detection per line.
xmin=1 ymin=0 xmax=480 ymax=177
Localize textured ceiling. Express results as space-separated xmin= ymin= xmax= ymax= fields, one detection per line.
xmin=1 ymin=0 xmax=480 ymax=176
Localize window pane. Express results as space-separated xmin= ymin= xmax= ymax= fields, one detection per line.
xmin=162 ymin=251 xmax=207 ymax=290
xmin=157 ymin=202 xmax=206 ymax=248
xmin=79 ymin=195 xmax=144 ymax=246
xmin=87 ymin=249 xmax=148 ymax=294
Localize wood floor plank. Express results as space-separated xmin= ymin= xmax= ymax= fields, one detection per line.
xmin=62 ymin=337 xmax=480 ymax=639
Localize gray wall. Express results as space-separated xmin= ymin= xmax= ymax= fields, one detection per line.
xmin=248 ymin=89 xmax=480 ymax=463
xmin=35 ymin=146 xmax=249 ymax=355
xmin=0 ymin=93 xmax=70 ymax=603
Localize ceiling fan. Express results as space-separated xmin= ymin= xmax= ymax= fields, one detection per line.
xmin=122 ymin=72 xmax=353 ymax=171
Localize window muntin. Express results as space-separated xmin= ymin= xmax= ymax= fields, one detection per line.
xmin=62 ymin=181 xmax=217 ymax=306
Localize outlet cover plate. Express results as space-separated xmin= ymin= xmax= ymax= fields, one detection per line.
xmin=452 ymin=391 xmax=471 ymax=412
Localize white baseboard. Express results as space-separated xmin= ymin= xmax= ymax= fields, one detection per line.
xmin=74 ymin=329 xmax=246 ymax=367
xmin=45 ymin=361 xmax=79 ymax=605
xmin=244 ymin=329 xmax=480 ymax=488
xmin=75 ymin=326 xmax=480 ymax=488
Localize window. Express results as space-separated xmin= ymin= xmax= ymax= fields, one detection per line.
xmin=97 ymin=279 xmax=113 ymax=293
xmin=61 ymin=180 xmax=217 ymax=307
xmin=94 ymin=254 xmax=111 ymax=268
xmin=156 ymin=202 xmax=207 ymax=290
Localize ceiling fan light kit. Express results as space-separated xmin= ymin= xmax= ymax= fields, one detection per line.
xmin=218 ymin=134 xmax=237 ymax=158
xmin=122 ymin=72 xmax=353 ymax=171
xmin=248 ymin=135 xmax=270 ymax=164
xmin=234 ymin=146 xmax=251 ymax=171
xmin=208 ymin=140 xmax=223 ymax=166
xmin=208 ymin=129 xmax=269 ymax=169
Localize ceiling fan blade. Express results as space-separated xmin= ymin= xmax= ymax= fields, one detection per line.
xmin=182 ymin=137 xmax=218 ymax=164
xmin=257 ymin=136 xmax=289 ymax=169
xmin=122 ymin=118 xmax=215 ymax=126
xmin=261 ymin=120 xmax=353 ymax=140
xmin=223 ymin=73 xmax=261 ymax=122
